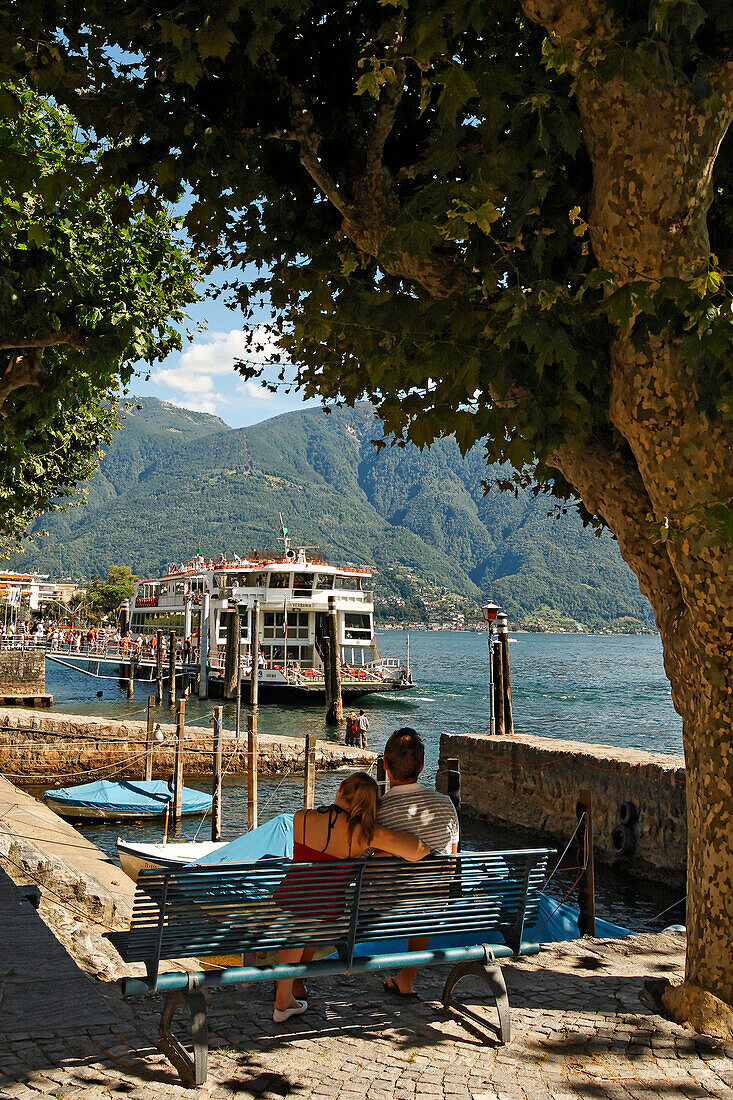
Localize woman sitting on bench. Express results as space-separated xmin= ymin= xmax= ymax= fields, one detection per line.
xmin=273 ymin=771 xmax=428 ymax=1022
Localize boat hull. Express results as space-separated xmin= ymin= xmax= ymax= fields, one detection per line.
xmin=117 ymin=840 xmax=225 ymax=882
xmin=44 ymin=779 xmax=212 ymax=821
xmin=44 ymin=798 xmax=208 ymax=821
xmin=209 ymin=677 xmax=415 ymax=702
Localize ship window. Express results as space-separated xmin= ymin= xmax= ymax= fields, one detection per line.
xmin=314 ymin=574 xmax=332 ymax=590
xmin=268 ymin=572 xmax=290 ymax=589
xmin=344 ymin=612 xmax=372 ymax=640
xmin=292 ymin=573 xmax=312 ymax=596
xmin=335 ymin=576 xmax=360 ymax=591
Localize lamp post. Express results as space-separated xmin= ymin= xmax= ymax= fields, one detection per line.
xmin=481 ymin=602 xmax=500 ymax=735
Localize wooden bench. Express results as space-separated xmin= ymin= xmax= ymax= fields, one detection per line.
xmin=109 ymin=848 xmax=552 ymax=1086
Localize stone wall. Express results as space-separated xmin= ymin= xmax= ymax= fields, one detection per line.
xmin=437 ymin=732 xmax=686 ymax=885
xmin=0 ymin=707 xmax=373 ymax=784
xmin=0 ymin=649 xmax=45 ymax=693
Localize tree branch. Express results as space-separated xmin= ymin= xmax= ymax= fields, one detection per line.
xmin=520 ymin=0 xmax=619 ymax=44
xmin=0 ymin=352 xmax=43 ymax=414
xmin=266 ymin=59 xmax=354 ymax=221
xmin=0 ymin=327 xmax=82 ymax=352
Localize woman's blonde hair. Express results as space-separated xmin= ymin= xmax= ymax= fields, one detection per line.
xmin=339 ymin=771 xmax=379 ymax=847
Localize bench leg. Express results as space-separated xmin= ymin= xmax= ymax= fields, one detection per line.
xmin=442 ymin=949 xmax=511 ymax=1044
xmin=159 ymin=988 xmax=209 ymax=1087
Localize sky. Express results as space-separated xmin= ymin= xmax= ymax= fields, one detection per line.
xmin=133 ymin=287 xmax=322 ymax=429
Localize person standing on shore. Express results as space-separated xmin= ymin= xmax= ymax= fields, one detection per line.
xmin=357 ymin=709 xmax=370 ymax=749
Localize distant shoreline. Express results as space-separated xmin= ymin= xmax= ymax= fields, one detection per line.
xmin=375 ymin=625 xmax=658 ymax=636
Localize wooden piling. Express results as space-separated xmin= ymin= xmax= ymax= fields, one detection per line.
xmin=445 ymin=756 xmax=462 ymax=851
xmin=376 ymin=755 xmax=387 ymax=798
xmin=127 ymin=660 xmax=135 ymax=700
xmin=144 ymin=695 xmax=155 ymax=781
xmin=576 ymin=789 xmax=596 ymax=936
xmin=247 ymin=712 xmax=258 ymax=830
xmin=168 ymin=631 xmax=176 ymax=707
xmin=199 ymin=592 xmax=210 ymax=699
xmin=156 ymin=630 xmax=164 ymax=705
xmin=224 ymin=609 xmax=239 ymax=700
xmin=173 ymin=698 xmax=185 ymax=820
xmin=211 ymin=706 xmax=223 ymax=842
xmin=303 ymin=732 xmax=316 ymax=808
xmin=250 ymin=599 xmax=261 ymax=708
xmin=325 ymin=595 xmax=343 ymax=725
xmin=497 ymin=613 xmax=514 ymax=735
xmin=493 ymin=643 xmax=505 ymax=735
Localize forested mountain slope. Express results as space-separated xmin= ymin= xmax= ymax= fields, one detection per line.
xmin=18 ymin=399 xmax=653 ymax=628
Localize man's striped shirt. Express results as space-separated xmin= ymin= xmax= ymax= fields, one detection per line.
xmin=376 ymin=782 xmax=459 ymax=855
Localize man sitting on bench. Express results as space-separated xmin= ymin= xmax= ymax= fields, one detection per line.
xmin=376 ymin=728 xmax=460 ymax=996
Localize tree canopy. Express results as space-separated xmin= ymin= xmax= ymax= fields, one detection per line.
xmin=86 ymin=564 xmax=137 ymax=620
xmin=0 ymin=81 xmax=200 ymax=553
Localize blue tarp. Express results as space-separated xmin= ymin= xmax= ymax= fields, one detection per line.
xmin=191 ymin=813 xmax=294 ymax=865
xmin=346 ymin=894 xmax=630 ymax=959
xmin=44 ymin=779 xmax=212 ymax=816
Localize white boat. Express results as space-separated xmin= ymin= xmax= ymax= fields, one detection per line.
xmin=116 ymin=813 xmax=294 ymax=882
xmin=116 ymin=838 xmax=225 ymax=882
xmin=125 ymin=521 xmax=414 ymax=702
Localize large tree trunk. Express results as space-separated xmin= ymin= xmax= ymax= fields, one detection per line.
xmin=548 ymin=53 xmax=733 ymax=1023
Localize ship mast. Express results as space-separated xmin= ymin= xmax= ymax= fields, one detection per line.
xmin=277 ymin=513 xmax=291 ymax=556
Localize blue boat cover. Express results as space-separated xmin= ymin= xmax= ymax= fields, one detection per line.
xmin=192 ymin=814 xmax=294 ymax=865
xmin=44 ymin=779 xmax=211 ymax=815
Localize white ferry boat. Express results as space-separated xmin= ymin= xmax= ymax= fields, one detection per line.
xmin=129 ymin=528 xmax=413 ymax=702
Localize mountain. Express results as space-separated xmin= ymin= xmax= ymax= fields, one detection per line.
xmin=16 ymin=398 xmax=654 ymax=629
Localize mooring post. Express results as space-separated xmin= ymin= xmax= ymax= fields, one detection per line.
xmin=445 ymin=756 xmax=462 ymax=851
xmin=127 ymin=659 xmax=135 ymax=700
xmin=303 ymin=732 xmax=316 ymax=808
xmin=493 ymin=641 xmax=505 ymax=735
xmin=156 ymin=629 xmax=164 ymax=705
xmin=224 ymin=608 xmax=239 ymax=700
xmin=325 ymin=595 xmax=343 ymax=725
xmin=376 ymin=754 xmax=387 ymax=798
xmin=497 ymin=612 xmax=514 ymax=735
xmin=250 ymin=599 xmax=260 ymax=708
xmin=247 ymin=712 xmax=258 ymax=830
xmin=173 ymin=698 xmax=185 ymax=820
xmin=168 ymin=631 xmax=176 ymax=707
xmin=576 ymin=789 xmax=596 ymax=936
xmin=144 ymin=695 xmax=155 ymax=781
xmin=211 ymin=706 xmax=223 ymax=842
xmin=199 ymin=592 xmax=210 ymax=699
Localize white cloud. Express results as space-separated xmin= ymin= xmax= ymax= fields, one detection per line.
xmin=149 ymin=326 xmax=290 ymax=415
xmin=237 ymin=379 xmax=276 ymax=400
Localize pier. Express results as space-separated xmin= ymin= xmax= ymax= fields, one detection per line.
xmin=0 ymin=706 xmax=374 ymax=784
xmin=437 ymin=731 xmax=687 ymax=885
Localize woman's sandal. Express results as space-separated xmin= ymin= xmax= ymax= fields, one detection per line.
xmin=383 ymin=977 xmax=419 ymax=998
xmin=273 ymin=999 xmax=308 ymax=1023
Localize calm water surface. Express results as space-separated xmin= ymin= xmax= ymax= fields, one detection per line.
xmin=40 ymin=631 xmax=685 ymax=930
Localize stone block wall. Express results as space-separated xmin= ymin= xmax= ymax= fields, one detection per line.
xmin=0 ymin=649 xmax=45 ymax=693
xmin=437 ymin=732 xmax=686 ymax=885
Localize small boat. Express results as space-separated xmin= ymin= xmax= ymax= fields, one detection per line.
xmin=44 ymin=779 xmax=212 ymax=821
xmin=116 ymin=812 xmax=294 ymax=882
xmin=117 ymin=838 xmax=225 ymax=882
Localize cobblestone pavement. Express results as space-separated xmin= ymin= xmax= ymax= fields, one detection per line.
xmin=2 ymin=932 xmax=733 ymax=1099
